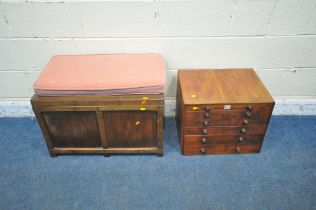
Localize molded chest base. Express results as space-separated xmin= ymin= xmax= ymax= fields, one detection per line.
xmin=31 ymin=94 xmax=164 ymax=157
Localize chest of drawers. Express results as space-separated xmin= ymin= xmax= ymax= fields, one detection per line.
xmin=176 ymin=69 xmax=274 ymax=155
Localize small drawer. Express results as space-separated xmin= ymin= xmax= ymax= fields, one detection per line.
xmin=183 ymin=134 xmax=264 ymax=146
xmin=185 ymin=103 xmax=273 ymax=112
xmin=183 ymin=123 xmax=267 ymax=135
xmin=184 ymin=110 xmax=270 ymax=127
xmin=183 ymin=143 xmax=262 ymax=155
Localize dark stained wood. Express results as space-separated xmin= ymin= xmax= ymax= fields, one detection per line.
xmin=184 ymin=103 xmax=273 ymax=111
xmin=31 ymin=94 xmax=164 ymax=156
xmin=103 ymin=111 xmax=156 ymax=147
xmin=176 ymin=78 xmax=185 ymax=152
xmin=176 ymin=69 xmax=274 ymax=155
xmin=178 ymin=69 xmax=274 ymax=104
xmin=183 ymin=123 xmax=267 ymax=135
xmin=156 ymin=106 xmax=164 ymax=156
xmin=96 ymin=111 xmax=108 ymax=148
xmin=184 ymin=110 xmax=270 ymax=126
xmin=183 ymin=143 xmax=262 ymax=155
xmin=33 ymin=111 xmax=54 ymax=150
xmin=52 ymin=147 xmax=159 ymax=154
xmin=31 ymin=94 xmax=163 ymax=107
xmin=184 ymin=134 xmax=264 ymax=145
xmin=43 ymin=111 xmax=101 ymax=148
xmin=32 ymin=105 xmax=163 ymax=112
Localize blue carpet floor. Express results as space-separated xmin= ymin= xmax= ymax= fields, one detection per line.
xmin=0 ymin=116 xmax=315 ymax=210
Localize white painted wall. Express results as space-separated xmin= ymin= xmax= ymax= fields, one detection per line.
xmin=0 ymin=0 xmax=316 ymax=116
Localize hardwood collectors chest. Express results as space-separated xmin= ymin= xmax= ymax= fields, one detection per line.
xmin=176 ymin=69 xmax=274 ymax=155
xmin=31 ymin=94 xmax=164 ymax=157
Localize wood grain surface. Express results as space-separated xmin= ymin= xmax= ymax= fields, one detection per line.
xmin=177 ymin=69 xmax=274 ymax=155
xmin=31 ymin=94 xmax=164 ymax=157
xmin=178 ymin=69 xmax=274 ymax=104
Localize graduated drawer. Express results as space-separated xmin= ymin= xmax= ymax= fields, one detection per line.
xmin=183 ymin=123 xmax=266 ymax=135
xmin=183 ymin=134 xmax=264 ymax=146
xmin=184 ymin=103 xmax=273 ymax=112
xmin=183 ymin=143 xmax=262 ymax=155
xmin=184 ymin=110 xmax=270 ymax=127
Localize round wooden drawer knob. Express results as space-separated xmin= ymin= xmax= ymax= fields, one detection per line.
xmin=200 ymin=148 xmax=206 ymax=154
xmin=240 ymin=128 xmax=247 ymax=133
xmin=204 ymin=112 xmax=210 ymax=118
xmin=238 ymin=137 xmax=244 ymax=142
xmin=202 ymin=129 xmax=208 ymax=135
xmin=245 ymin=111 xmax=251 ymax=117
xmin=201 ymin=137 xmax=207 ymax=144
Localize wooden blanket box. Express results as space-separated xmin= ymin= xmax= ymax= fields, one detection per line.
xmin=31 ymin=94 xmax=164 ymax=157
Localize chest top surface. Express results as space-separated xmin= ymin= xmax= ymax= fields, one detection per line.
xmin=178 ymin=69 xmax=274 ymax=105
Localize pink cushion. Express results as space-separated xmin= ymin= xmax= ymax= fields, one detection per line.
xmin=33 ymin=54 xmax=165 ymax=95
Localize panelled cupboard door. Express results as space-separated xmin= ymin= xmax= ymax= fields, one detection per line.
xmin=43 ymin=111 xmax=102 ymax=147
xmin=103 ymin=111 xmax=157 ymax=148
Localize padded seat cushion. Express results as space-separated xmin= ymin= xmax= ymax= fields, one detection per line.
xmin=33 ymin=54 xmax=165 ymax=95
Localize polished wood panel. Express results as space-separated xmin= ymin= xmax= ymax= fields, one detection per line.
xmin=184 ymin=110 xmax=270 ymax=126
xmin=43 ymin=111 xmax=101 ymax=147
xmin=183 ymin=134 xmax=264 ymax=145
xmin=177 ymin=69 xmax=274 ymax=155
xmin=184 ymin=103 xmax=272 ymax=111
xmin=183 ymin=143 xmax=262 ymax=155
xmin=178 ymin=69 xmax=274 ymax=104
xmin=103 ymin=111 xmax=156 ymax=147
xmin=183 ymin=123 xmax=266 ymax=135
xmin=31 ymin=94 xmax=164 ymax=107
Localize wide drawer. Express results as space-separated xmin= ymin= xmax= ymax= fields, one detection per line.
xmin=183 ymin=134 xmax=264 ymax=145
xmin=185 ymin=103 xmax=273 ymax=111
xmin=183 ymin=123 xmax=267 ymax=135
xmin=184 ymin=110 xmax=270 ymax=127
xmin=183 ymin=143 xmax=262 ymax=155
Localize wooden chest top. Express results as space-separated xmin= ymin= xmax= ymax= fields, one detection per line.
xmin=178 ymin=69 xmax=274 ymax=104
